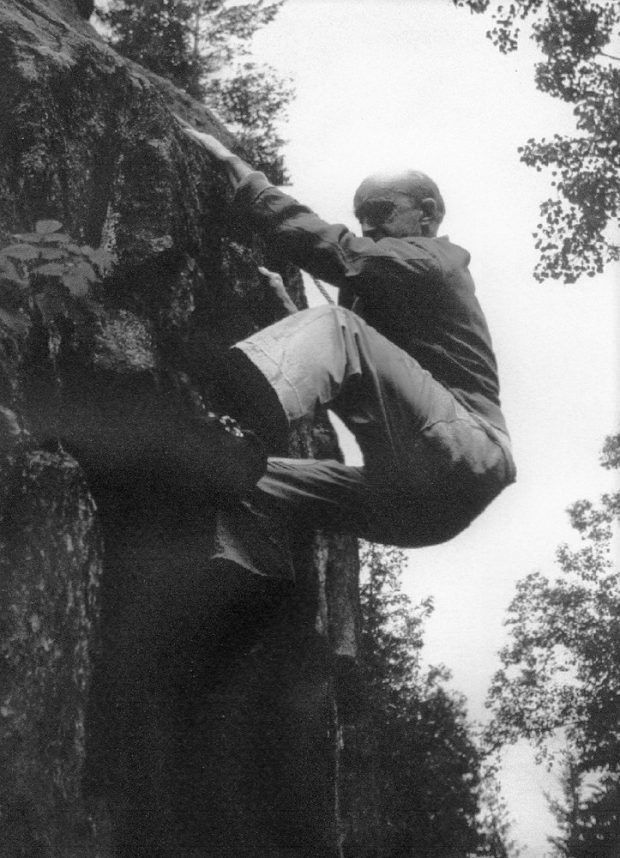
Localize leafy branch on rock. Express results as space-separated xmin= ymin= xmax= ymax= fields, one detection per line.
xmin=0 ymin=220 xmax=112 ymax=332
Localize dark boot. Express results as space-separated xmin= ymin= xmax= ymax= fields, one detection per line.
xmin=210 ymin=498 xmax=295 ymax=581
xmin=191 ymin=412 xmax=268 ymax=496
xmin=214 ymin=347 xmax=290 ymax=456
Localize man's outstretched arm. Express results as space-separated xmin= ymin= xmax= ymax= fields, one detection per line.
xmin=177 ymin=119 xmax=439 ymax=301
xmin=178 ymin=121 xmax=298 ymax=315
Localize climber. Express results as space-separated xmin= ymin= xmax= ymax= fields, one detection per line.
xmin=179 ymin=120 xmax=516 ymax=549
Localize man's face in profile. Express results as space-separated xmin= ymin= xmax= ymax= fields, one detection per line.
xmin=354 ymin=181 xmax=425 ymax=241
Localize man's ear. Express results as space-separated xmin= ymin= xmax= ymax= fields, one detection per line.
xmin=420 ymin=197 xmax=439 ymax=235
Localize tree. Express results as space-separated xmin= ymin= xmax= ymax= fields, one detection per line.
xmin=98 ymin=0 xmax=199 ymax=92
xmin=98 ymin=0 xmax=293 ymax=183
xmin=344 ymin=542 xmax=516 ymax=857
xmin=547 ymin=753 xmax=620 ymax=858
xmin=486 ymin=431 xmax=620 ymax=766
xmin=485 ymin=432 xmax=620 ymax=853
xmin=203 ymin=60 xmax=292 ymax=182
xmin=476 ymin=761 xmax=522 ymax=858
xmin=454 ymin=0 xmax=620 ymax=283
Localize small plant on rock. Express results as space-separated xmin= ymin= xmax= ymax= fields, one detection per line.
xmin=0 ymin=220 xmax=113 ymax=333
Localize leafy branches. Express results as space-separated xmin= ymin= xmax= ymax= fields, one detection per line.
xmin=186 ymin=0 xmax=283 ymax=80
xmin=0 ymin=220 xmax=112 ymax=333
xmin=454 ymin=0 xmax=620 ymax=282
xmin=484 ymin=431 xmax=620 ymax=852
xmin=547 ymin=753 xmax=620 ymax=857
xmin=203 ymin=61 xmax=293 ymax=183
xmin=346 ymin=542 xmax=516 ymax=857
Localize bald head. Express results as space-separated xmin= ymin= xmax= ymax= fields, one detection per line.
xmin=353 ymin=169 xmax=445 ymax=240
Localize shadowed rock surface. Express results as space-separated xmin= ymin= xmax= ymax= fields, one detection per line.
xmin=0 ymin=2 xmax=359 ymax=855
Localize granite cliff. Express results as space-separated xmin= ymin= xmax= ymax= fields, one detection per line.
xmin=0 ymin=2 xmax=359 ymax=855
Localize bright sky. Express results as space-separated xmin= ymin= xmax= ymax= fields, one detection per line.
xmin=250 ymin=1 xmax=619 ymax=854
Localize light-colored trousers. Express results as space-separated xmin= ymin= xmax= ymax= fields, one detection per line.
xmin=236 ymin=306 xmax=515 ymax=548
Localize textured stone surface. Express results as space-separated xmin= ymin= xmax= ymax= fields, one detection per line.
xmin=0 ymin=431 xmax=108 ymax=857
xmin=0 ymin=1 xmax=359 ymax=855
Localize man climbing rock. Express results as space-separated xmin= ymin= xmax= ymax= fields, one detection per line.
xmin=181 ymin=120 xmax=516 ymax=549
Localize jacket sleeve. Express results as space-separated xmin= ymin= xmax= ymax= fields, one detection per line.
xmin=233 ymin=172 xmax=441 ymax=302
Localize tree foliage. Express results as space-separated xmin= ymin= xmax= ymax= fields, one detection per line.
xmin=98 ymin=0 xmax=293 ymax=183
xmin=485 ymin=432 xmax=620 ymax=853
xmin=476 ymin=761 xmax=522 ymax=858
xmin=344 ymin=542 xmax=516 ymax=857
xmin=203 ymin=60 xmax=292 ymax=182
xmin=454 ymin=0 xmax=620 ymax=283
xmin=0 ymin=220 xmax=111 ymax=333
xmin=547 ymin=753 xmax=620 ymax=858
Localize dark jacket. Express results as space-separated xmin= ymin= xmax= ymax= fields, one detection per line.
xmin=234 ymin=173 xmax=508 ymax=435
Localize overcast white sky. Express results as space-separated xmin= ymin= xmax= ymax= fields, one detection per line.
xmin=250 ymin=1 xmax=619 ymax=854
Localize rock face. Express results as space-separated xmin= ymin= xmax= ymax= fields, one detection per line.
xmin=0 ymin=2 xmax=359 ymax=855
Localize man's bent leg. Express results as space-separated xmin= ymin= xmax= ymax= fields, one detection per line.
xmin=256 ymin=458 xmax=372 ymax=535
xmin=234 ymin=305 xmax=394 ymax=428
xmin=252 ymin=458 xmax=453 ymax=548
xmin=234 ymin=305 xmax=444 ymax=488
xmin=232 ymin=306 xmax=514 ymax=545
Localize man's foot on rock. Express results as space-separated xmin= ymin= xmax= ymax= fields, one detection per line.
xmin=214 ymin=347 xmax=290 ymax=456
xmin=194 ymin=412 xmax=267 ymax=497
xmin=210 ymin=497 xmax=295 ymax=581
